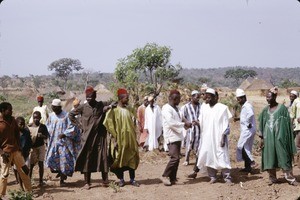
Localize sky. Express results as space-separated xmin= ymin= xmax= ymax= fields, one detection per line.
xmin=0 ymin=0 xmax=299 ymax=76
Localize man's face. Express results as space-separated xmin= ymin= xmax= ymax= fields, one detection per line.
xmin=86 ymin=92 xmax=96 ymax=104
xmin=266 ymin=92 xmax=276 ymax=105
xmin=3 ymin=105 xmax=12 ymax=119
xmin=120 ymin=94 xmax=129 ymax=105
xmin=143 ymin=99 xmax=149 ymax=107
xmin=205 ymin=93 xmax=215 ymax=106
xmin=51 ymin=105 xmax=62 ymax=115
xmin=149 ymin=99 xmax=154 ymax=107
xmin=38 ymin=100 xmax=43 ymax=107
xmin=17 ymin=119 xmax=25 ymax=131
xmin=237 ymin=96 xmax=246 ymax=106
xmin=33 ymin=113 xmax=41 ymax=125
xmin=191 ymin=94 xmax=200 ymax=104
xmin=170 ymin=93 xmax=181 ymax=106
xmin=290 ymin=93 xmax=297 ymax=102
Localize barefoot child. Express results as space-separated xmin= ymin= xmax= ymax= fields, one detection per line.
xmin=28 ymin=111 xmax=49 ymax=186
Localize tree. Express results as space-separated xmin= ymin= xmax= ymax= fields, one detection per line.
xmin=48 ymin=58 xmax=83 ymax=90
xmin=279 ymin=79 xmax=299 ymax=88
xmin=224 ymin=68 xmax=257 ymax=86
xmin=114 ymin=43 xmax=182 ymax=102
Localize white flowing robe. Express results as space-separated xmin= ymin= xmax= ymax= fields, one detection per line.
xmin=144 ymin=104 xmax=163 ymax=151
xmin=197 ymin=103 xmax=232 ymax=172
xmin=236 ymin=101 xmax=256 ymax=162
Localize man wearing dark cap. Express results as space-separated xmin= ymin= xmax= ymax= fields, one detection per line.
xmin=161 ymin=89 xmax=192 ymax=186
xmin=69 ymin=86 xmax=112 ymax=189
xmin=103 ymin=88 xmax=140 ymax=187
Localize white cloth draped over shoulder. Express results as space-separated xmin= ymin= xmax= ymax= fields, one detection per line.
xmin=197 ymin=103 xmax=232 ymax=172
xmin=144 ymin=104 xmax=163 ymax=151
xmin=236 ymin=101 xmax=256 ymax=162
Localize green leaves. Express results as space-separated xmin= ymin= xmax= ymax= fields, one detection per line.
xmin=114 ymin=43 xmax=181 ymax=102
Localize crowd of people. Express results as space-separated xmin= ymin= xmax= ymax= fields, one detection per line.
xmin=0 ymin=85 xmax=299 ymax=198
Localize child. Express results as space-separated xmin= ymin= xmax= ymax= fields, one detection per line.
xmin=28 ymin=111 xmax=49 ymax=186
xmin=15 ymin=116 xmax=32 ymax=190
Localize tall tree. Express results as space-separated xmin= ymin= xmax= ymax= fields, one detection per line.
xmin=48 ymin=58 xmax=83 ymax=90
xmin=224 ymin=67 xmax=257 ymax=86
xmin=114 ymin=43 xmax=182 ymax=102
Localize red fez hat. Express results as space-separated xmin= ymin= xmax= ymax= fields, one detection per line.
xmin=85 ymin=86 xmax=96 ymax=95
xmin=37 ymin=96 xmax=44 ymax=101
xmin=169 ymin=89 xmax=180 ymax=96
xmin=117 ymin=88 xmax=128 ymax=96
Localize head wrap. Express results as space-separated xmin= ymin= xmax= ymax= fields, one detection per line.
xmin=37 ymin=95 xmax=43 ymax=101
xmin=236 ymin=88 xmax=246 ymax=97
xmin=206 ymin=88 xmax=216 ymax=95
xmin=52 ymin=99 xmax=61 ymax=106
xmin=291 ymin=90 xmax=298 ymax=96
xmin=117 ymin=88 xmax=128 ymax=96
xmin=85 ymin=86 xmax=96 ymax=95
xmin=169 ymin=89 xmax=180 ymax=96
xmin=269 ymin=86 xmax=278 ymax=95
xmin=191 ymin=90 xmax=199 ymax=96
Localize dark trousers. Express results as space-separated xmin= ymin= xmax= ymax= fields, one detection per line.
xmin=242 ymin=147 xmax=252 ymax=169
xmin=193 ymin=156 xmax=199 ymax=173
xmin=162 ymin=141 xmax=181 ymax=181
xmin=113 ymin=167 xmax=135 ymax=180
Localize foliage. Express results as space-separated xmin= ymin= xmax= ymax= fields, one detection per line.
xmin=224 ymin=67 xmax=257 ymax=87
xmin=8 ymin=190 xmax=33 ymax=200
xmin=109 ymin=181 xmax=121 ymax=193
xmin=48 ymin=58 xmax=84 ymax=90
xmin=279 ymin=79 xmax=299 ymax=88
xmin=115 ymin=43 xmax=182 ymax=104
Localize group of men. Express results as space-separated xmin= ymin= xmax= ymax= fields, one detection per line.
xmin=0 ymin=85 xmax=298 ymax=198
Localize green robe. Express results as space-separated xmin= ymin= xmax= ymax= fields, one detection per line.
xmin=103 ymin=106 xmax=139 ymax=170
xmin=259 ymin=104 xmax=296 ymax=171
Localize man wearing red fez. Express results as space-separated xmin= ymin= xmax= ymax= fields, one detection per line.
xmin=69 ymin=86 xmax=113 ymax=189
xmin=29 ymin=95 xmax=50 ymax=125
xmin=103 ymin=88 xmax=140 ymax=187
xmin=161 ymin=89 xmax=192 ymax=186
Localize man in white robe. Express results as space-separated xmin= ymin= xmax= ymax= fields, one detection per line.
xmin=144 ymin=96 xmax=163 ymax=151
xmin=196 ymin=88 xmax=233 ymax=184
xmin=234 ymin=89 xmax=256 ymax=173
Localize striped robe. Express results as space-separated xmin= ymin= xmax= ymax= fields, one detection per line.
xmin=183 ymin=102 xmax=201 ymax=152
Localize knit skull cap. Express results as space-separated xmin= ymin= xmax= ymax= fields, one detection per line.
xmin=148 ymin=96 xmax=154 ymax=101
xmin=205 ymin=88 xmax=216 ymax=95
xmin=85 ymin=86 xmax=96 ymax=95
xmin=143 ymin=96 xmax=149 ymax=100
xmin=117 ymin=88 xmax=128 ymax=96
xmin=191 ymin=90 xmax=199 ymax=96
xmin=291 ymin=90 xmax=298 ymax=96
xmin=37 ymin=95 xmax=44 ymax=101
xmin=169 ymin=89 xmax=180 ymax=96
xmin=236 ymin=88 xmax=246 ymax=97
xmin=52 ymin=99 xmax=61 ymax=106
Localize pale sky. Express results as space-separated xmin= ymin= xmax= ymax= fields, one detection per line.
xmin=0 ymin=0 xmax=299 ymax=76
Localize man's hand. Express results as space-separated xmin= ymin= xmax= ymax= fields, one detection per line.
xmin=297 ymin=117 xmax=300 ymax=123
xmin=192 ymin=120 xmax=199 ymax=126
xmin=1 ymin=152 xmax=10 ymax=164
xmin=184 ymin=122 xmax=192 ymax=129
xmin=58 ymin=134 xmax=66 ymax=139
xmin=220 ymin=134 xmax=226 ymax=147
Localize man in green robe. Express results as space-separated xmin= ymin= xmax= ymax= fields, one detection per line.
xmin=259 ymin=87 xmax=298 ymax=186
xmin=103 ymin=88 xmax=140 ymax=187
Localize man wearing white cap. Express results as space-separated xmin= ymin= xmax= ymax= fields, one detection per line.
xmin=234 ymin=89 xmax=256 ymax=173
xmin=290 ymin=90 xmax=300 ymax=166
xmin=196 ymin=88 xmax=233 ymax=184
xmin=182 ymin=90 xmax=201 ymax=166
xmin=45 ymin=99 xmax=81 ymax=186
xmin=144 ymin=96 xmax=163 ymax=151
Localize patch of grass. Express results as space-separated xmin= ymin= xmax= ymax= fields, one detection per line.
xmin=108 ymin=181 xmax=120 ymax=193
xmin=8 ymin=189 xmax=33 ymax=200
